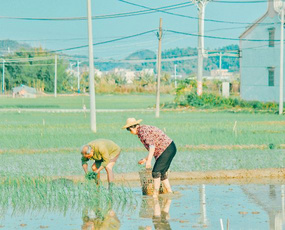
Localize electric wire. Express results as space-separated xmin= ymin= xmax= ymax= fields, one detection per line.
xmin=3 ymin=56 xmax=55 ymax=63
xmin=166 ymin=29 xmax=281 ymax=42
xmin=118 ymin=0 xmax=273 ymax=25
xmin=49 ymin=29 xmax=156 ymax=52
xmin=0 ymin=1 xmax=270 ymax=26
xmin=6 ymin=63 xmax=55 ymax=66
xmin=212 ymin=0 xmax=267 ymax=3
xmin=0 ymin=2 xmax=193 ymax=21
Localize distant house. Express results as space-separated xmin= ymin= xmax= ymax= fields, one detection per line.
xmin=208 ymin=69 xmax=233 ymax=81
xmin=113 ymin=68 xmax=135 ymax=84
xmin=12 ymin=85 xmax=37 ymax=98
xmin=239 ymin=0 xmax=285 ymax=102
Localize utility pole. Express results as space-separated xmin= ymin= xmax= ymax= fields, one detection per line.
xmin=54 ymin=55 xmax=57 ymax=98
xmin=2 ymin=59 xmax=5 ymax=94
xmin=279 ymin=6 xmax=284 ymax=115
xmin=192 ymin=0 xmax=211 ymax=96
xmin=155 ymin=18 xmax=163 ymax=118
xmin=174 ymin=64 xmax=177 ymax=88
xmin=69 ymin=62 xmax=75 ymax=70
xmin=87 ymin=0 xmax=97 ymax=132
xmin=77 ymin=60 xmax=81 ymax=93
xmin=219 ymin=52 xmax=222 ymax=81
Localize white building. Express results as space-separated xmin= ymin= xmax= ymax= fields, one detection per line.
xmin=208 ymin=69 xmax=233 ymax=81
xmin=239 ymin=0 xmax=285 ymax=102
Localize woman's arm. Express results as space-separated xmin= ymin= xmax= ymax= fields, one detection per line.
xmin=145 ymin=145 xmax=155 ymax=168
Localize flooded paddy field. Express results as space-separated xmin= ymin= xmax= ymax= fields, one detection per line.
xmin=1 ymin=107 xmax=285 ymax=230
xmin=0 ymin=181 xmax=284 ymax=230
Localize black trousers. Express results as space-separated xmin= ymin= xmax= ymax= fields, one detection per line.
xmin=152 ymin=142 xmax=176 ymax=180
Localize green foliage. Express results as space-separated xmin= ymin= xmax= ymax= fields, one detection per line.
xmin=1 ymin=106 xmax=284 ymax=154
xmin=170 ymin=83 xmax=279 ymax=112
xmin=0 ymin=176 xmax=136 ymax=215
xmin=85 ymin=172 xmax=98 ymax=183
xmin=0 ymin=39 xmax=31 ymax=56
xmin=1 ymin=48 xmax=69 ymax=93
xmin=95 ymin=45 xmax=239 ymax=75
xmin=126 ymin=49 xmax=156 ymax=60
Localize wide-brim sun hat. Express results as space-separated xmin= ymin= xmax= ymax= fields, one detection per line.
xmin=122 ymin=118 xmax=142 ymax=129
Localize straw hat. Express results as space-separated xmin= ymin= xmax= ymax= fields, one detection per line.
xmin=122 ymin=118 xmax=142 ymax=129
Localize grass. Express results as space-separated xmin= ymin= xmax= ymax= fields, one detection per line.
xmin=0 ymin=110 xmax=284 ymax=151
xmin=1 ymin=149 xmax=284 ymax=177
xmin=0 ymin=94 xmax=174 ymax=109
xmin=0 ymin=176 xmax=137 ymax=216
xmin=0 ymin=94 xmax=284 ymax=175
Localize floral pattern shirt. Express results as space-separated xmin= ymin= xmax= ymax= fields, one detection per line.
xmin=137 ymin=125 xmax=172 ymax=159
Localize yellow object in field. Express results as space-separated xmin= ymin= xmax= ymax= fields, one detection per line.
xmin=138 ymin=168 xmax=168 ymax=196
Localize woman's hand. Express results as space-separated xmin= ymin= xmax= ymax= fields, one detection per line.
xmin=138 ymin=158 xmax=146 ymax=165
xmin=145 ymin=160 xmax=152 ymax=169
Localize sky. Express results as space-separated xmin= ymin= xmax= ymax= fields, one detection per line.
xmin=0 ymin=0 xmax=269 ymax=60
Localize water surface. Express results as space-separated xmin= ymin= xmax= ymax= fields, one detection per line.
xmin=0 ymin=184 xmax=284 ymax=230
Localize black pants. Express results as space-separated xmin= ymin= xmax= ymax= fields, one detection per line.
xmin=152 ymin=142 xmax=176 ymax=180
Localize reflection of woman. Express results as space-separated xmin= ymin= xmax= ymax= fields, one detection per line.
xmin=81 ymin=208 xmax=120 ymax=230
xmin=123 ymin=118 xmax=177 ymax=198
xmin=152 ymin=198 xmax=172 ymax=230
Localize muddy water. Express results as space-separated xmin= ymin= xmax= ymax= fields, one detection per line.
xmin=0 ymin=184 xmax=284 ymax=230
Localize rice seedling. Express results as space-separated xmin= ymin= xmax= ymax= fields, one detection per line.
xmin=0 ymin=148 xmax=284 ymax=177
xmin=0 ymin=175 xmax=137 ymax=216
xmin=1 ymin=110 xmax=284 ymax=152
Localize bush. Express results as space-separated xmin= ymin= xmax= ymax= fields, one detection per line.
xmin=167 ymin=91 xmax=279 ymax=112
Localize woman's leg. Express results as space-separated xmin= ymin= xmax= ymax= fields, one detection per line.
xmin=153 ymin=142 xmax=177 ymax=193
xmin=153 ymin=178 xmax=161 ymax=198
xmin=105 ymin=153 xmax=120 ymax=185
xmin=161 ymin=179 xmax=172 ymax=193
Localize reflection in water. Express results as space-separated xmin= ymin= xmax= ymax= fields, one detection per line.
xmin=153 ymin=197 xmax=172 ymax=230
xmin=139 ymin=196 xmax=172 ymax=230
xmin=81 ymin=202 xmax=120 ymax=230
xmin=241 ymin=184 xmax=285 ymax=230
xmin=198 ymin=184 xmax=208 ymax=228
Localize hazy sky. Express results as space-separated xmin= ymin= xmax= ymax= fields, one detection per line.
xmin=0 ymin=0 xmax=268 ymax=59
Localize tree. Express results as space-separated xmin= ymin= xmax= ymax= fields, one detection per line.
xmin=2 ymin=48 xmax=69 ymax=92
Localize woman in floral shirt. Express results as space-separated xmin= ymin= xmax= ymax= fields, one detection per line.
xmin=123 ymin=118 xmax=177 ymax=197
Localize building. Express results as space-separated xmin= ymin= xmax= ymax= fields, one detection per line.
xmin=12 ymin=85 xmax=37 ymax=98
xmin=208 ymin=69 xmax=234 ymax=81
xmin=239 ymin=0 xmax=285 ymax=102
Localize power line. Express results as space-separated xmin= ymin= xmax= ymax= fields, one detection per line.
xmin=0 ymin=2 xmax=192 ymax=21
xmin=50 ymin=29 xmax=156 ymax=52
xmin=166 ymin=29 xmax=281 ymax=42
xmin=212 ymin=0 xmax=267 ymax=3
xmin=118 ymin=0 xmax=273 ymax=25
xmin=6 ymin=63 xmax=54 ymax=66
xmin=0 ymin=25 xmax=248 ymax=50
xmin=0 ymin=1 xmax=273 ymax=29
xmin=0 ymin=30 xmax=157 ymax=54
xmin=3 ymin=56 xmax=55 ymax=63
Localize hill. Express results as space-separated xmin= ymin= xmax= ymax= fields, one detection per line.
xmin=96 ymin=45 xmax=240 ymax=75
xmin=0 ymin=40 xmax=31 ymax=56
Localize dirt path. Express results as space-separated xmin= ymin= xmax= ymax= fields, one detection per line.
xmin=0 ymin=108 xmax=154 ymax=113
xmin=58 ymin=168 xmax=285 ymax=186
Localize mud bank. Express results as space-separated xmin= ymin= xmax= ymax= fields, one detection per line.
xmin=59 ymin=168 xmax=285 ymax=185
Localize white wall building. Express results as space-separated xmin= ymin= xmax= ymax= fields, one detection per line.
xmin=239 ymin=0 xmax=285 ymax=102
